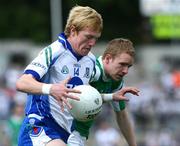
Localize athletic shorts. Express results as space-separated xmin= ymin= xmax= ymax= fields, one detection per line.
xmin=67 ymin=131 xmax=86 ymax=146
xmin=18 ymin=114 xmax=70 ymax=146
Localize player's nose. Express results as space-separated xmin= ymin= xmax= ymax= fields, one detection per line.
xmin=88 ymin=38 xmax=97 ymax=47
xmin=122 ymin=67 xmax=129 ymax=75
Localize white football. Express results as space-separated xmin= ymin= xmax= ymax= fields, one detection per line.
xmin=68 ymin=85 xmax=103 ymax=122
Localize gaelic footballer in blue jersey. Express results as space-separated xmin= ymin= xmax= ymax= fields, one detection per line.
xmin=16 ymin=5 xmax=103 ymax=146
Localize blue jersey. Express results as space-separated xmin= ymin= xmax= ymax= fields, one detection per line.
xmin=23 ymin=33 xmax=96 ymax=134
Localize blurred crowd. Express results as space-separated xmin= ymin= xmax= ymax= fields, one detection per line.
xmin=0 ymin=53 xmax=180 ymax=146
xmin=0 ymin=53 xmax=26 ymax=146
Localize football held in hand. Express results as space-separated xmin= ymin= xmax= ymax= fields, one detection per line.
xmin=68 ymin=85 xmax=103 ymax=122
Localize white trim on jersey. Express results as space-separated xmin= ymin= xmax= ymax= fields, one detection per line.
xmin=28 ymin=114 xmax=44 ymax=121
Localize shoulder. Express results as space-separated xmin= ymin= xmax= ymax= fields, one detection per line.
xmin=43 ymin=40 xmax=67 ymax=64
xmin=39 ymin=40 xmax=66 ymax=57
xmin=82 ymin=51 xmax=96 ymax=69
xmin=86 ymin=51 xmax=96 ymax=62
xmin=90 ymin=56 xmax=102 ymax=82
xmin=33 ymin=40 xmax=68 ymax=68
xmin=49 ymin=40 xmax=66 ymax=56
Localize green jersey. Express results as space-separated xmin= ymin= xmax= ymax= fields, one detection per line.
xmin=90 ymin=56 xmax=126 ymax=111
xmin=73 ymin=56 xmax=126 ymax=138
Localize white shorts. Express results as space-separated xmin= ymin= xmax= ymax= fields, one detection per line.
xmin=67 ymin=131 xmax=86 ymax=146
xmin=18 ymin=114 xmax=70 ymax=146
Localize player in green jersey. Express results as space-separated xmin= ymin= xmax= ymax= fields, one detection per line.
xmin=68 ymin=38 xmax=139 ymax=146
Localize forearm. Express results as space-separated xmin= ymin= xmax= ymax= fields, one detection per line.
xmin=16 ymin=74 xmax=46 ymax=94
xmin=116 ymin=110 xmax=137 ymax=146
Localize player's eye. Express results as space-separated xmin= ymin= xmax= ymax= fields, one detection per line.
xmin=85 ymin=35 xmax=98 ymax=41
xmin=120 ymin=63 xmax=132 ymax=68
xmin=128 ymin=65 xmax=132 ymax=68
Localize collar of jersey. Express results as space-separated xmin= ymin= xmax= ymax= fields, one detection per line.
xmin=58 ymin=33 xmax=83 ymax=61
xmin=98 ymin=56 xmax=112 ymax=82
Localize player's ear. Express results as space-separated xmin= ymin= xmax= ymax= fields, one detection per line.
xmin=105 ymin=54 xmax=112 ymax=64
xmin=69 ymin=25 xmax=77 ymax=36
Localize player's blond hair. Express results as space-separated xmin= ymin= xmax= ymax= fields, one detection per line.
xmin=64 ymin=5 xmax=103 ymax=37
xmin=102 ymin=38 xmax=135 ymax=59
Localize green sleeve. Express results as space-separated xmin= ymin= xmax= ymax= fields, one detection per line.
xmin=73 ymin=119 xmax=94 ymax=139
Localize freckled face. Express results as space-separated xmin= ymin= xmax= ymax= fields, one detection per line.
xmin=68 ymin=27 xmax=101 ymax=56
xmin=104 ymin=53 xmax=134 ymax=81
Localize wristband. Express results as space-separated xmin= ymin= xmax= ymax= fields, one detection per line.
xmin=102 ymin=94 xmax=113 ymax=102
xmin=42 ymin=84 xmax=52 ymax=95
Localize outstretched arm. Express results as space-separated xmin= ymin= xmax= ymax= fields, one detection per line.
xmin=113 ymin=87 xmax=139 ymax=101
xmin=102 ymin=86 xmax=139 ymax=102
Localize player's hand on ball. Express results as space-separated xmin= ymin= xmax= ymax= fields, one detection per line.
xmin=67 ymin=85 xmax=102 ymax=122
xmin=112 ymin=87 xmax=139 ymax=101
xmin=50 ymin=76 xmax=81 ymax=111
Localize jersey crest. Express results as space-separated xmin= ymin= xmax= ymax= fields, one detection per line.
xmin=61 ymin=65 xmax=69 ymax=74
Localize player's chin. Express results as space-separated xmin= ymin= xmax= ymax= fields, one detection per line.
xmin=83 ymin=52 xmax=89 ymax=56
xmin=81 ymin=50 xmax=90 ymax=56
xmin=114 ymin=76 xmax=122 ymax=81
